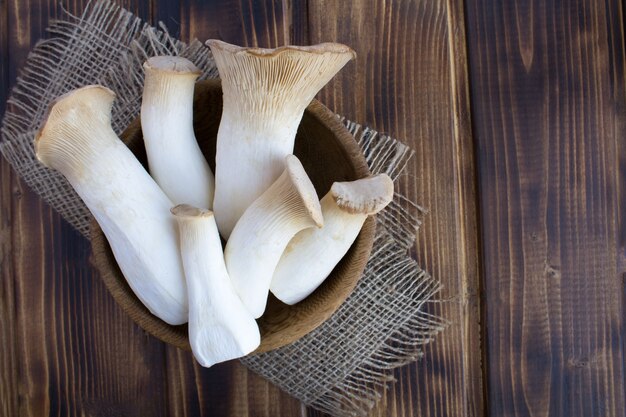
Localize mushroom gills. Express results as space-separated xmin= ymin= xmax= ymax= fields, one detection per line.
xmin=207 ymin=39 xmax=356 ymax=238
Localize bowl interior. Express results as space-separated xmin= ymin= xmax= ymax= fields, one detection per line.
xmin=90 ymin=79 xmax=375 ymax=353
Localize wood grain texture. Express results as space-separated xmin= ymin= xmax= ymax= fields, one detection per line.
xmin=305 ymin=1 xmax=483 ymax=416
xmin=466 ymin=0 xmax=626 ymax=415
xmin=0 ymin=1 xmax=15 ymax=412
xmin=164 ymin=348 xmax=304 ymax=417
xmin=1 ymin=3 xmax=24 ymax=415
xmin=2 ymin=1 xmax=172 ymax=416
xmin=0 ymin=161 xmax=172 ymax=417
xmin=618 ymin=4 xmax=626 ymax=282
xmin=0 ymin=160 xmax=18 ymax=417
xmin=3 ymin=0 xmax=624 ymax=416
xmin=0 ymin=0 xmax=8 ymax=118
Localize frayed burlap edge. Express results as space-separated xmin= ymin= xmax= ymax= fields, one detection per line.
xmin=0 ymin=0 xmax=218 ymax=236
xmin=242 ymin=122 xmax=448 ymax=416
xmin=0 ymin=1 xmax=447 ymax=416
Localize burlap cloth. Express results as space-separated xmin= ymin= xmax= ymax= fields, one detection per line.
xmin=0 ymin=1 xmax=446 ymax=416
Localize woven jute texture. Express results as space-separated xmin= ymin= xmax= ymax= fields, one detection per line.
xmin=0 ymin=1 xmax=447 ymax=416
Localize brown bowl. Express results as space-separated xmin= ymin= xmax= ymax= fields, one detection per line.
xmin=90 ymin=79 xmax=375 ymax=353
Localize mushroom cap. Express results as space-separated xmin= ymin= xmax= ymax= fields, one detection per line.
xmin=331 ymin=174 xmax=394 ymax=215
xmin=284 ymin=155 xmax=324 ymax=228
xmin=170 ymin=204 xmax=214 ymax=219
xmin=205 ymin=39 xmax=356 ymax=115
xmin=143 ymin=56 xmax=202 ymax=76
xmin=205 ymin=39 xmax=356 ymax=60
xmin=35 ymin=85 xmax=116 ymax=165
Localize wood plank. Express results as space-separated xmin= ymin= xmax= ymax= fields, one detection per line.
xmin=305 ymin=1 xmax=483 ymax=416
xmin=0 ymin=0 xmax=8 ymax=117
xmin=1 ymin=2 xmax=19 ymax=414
xmin=4 ymin=1 xmax=50 ymax=414
xmin=0 ymin=165 xmax=19 ymax=417
xmin=441 ymin=0 xmax=484 ymax=414
xmin=151 ymin=0 xmax=292 ymax=48
xmin=149 ymin=1 xmax=182 ymax=38
xmin=610 ymin=0 xmax=626 ymax=298
xmin=466 ymin=0 xmax=626 ymax=415
xmin=5 ymin=170 xmax=171 ymax=417
xmin=1 ymin=1 xmax=171 ymax=416
xmin=164 ymin=348 xmax=304 ymax=417
xmin=116 ymin=1 xmax=151 ymax=22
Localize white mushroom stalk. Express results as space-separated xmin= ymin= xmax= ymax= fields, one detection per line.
xmin=141 ymin=56 xmax=215 ymax=209
xmin=206 ymin=39 xmax=356 ymax=238
xmin=35 ymin=85 xmax=188 ymax=325
xmin=171 ymin=204 xmax=260 ymax=367
xmin=225 ymin=155 xmax=324 ymax=318
xmin=271 ymin=174 xmax=394 ymax=305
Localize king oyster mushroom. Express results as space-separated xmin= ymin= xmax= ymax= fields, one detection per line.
xmin=224 ymin=154 xmax=323 ymax=318
xmin=141 ymin=56 xmax=215 ymax=209
xmin=271 ymin=174 xmax=394 ymax=305
xmin=206 ymin=39 xmax=356 ymax=238
xmin=35 ymin=85 xmax=188 ymax=325
xmin=171 ymin=204 xmax=260 ymax=367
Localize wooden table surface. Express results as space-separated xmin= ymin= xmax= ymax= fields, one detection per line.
xmin=1 ymin=1 xmax=624 ymax=416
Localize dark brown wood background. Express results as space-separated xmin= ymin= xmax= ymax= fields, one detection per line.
xmin=0 ymin=0 xmax=624 ymax=416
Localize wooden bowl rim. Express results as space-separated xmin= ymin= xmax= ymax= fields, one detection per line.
xmin=90 ymin=79 xmax=375 ymax=353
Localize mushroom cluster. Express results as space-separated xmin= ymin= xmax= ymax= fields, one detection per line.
xmin=34 ymin=40 xmax=394 ymax=367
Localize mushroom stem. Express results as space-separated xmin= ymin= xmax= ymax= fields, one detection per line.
xmin=225 ymin=155 xmax=323 ymax=318
xmin=206 ymin=39 xmax=356 ymax=238
xmin=35 ymin=85 xmax=188 ymax=325
xmin=270 ymin=174 xmax=394 ymax=305
xmin=171 ymin=205 xmax=260 ymax=367
xmin=141 ymin=56 xmax=215 ymax=209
